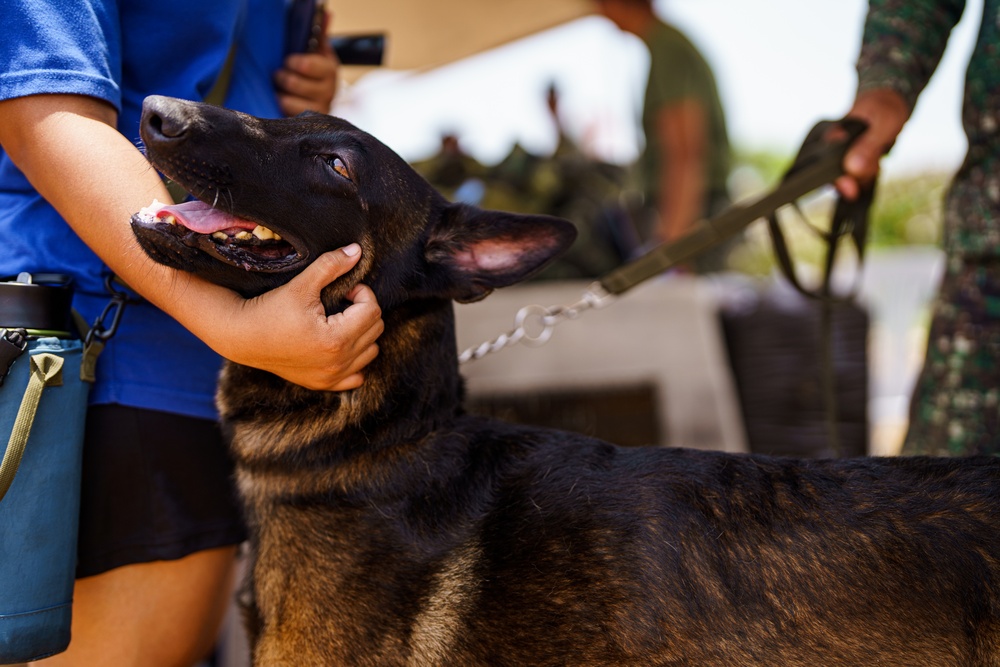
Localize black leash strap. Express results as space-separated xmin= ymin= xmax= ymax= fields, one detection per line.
xmin=763 ymin=119 xmax=875 ymax=458
xmin=766 ymin=118 xmax=875 ymax=302
xmin=598 ymin=117 xmax=871 ymax=297
xmin=596 ymin=117 xmax=874 ymax=458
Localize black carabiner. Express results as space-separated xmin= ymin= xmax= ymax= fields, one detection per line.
xmin=84 ymin=291 xmax=127 ymax=347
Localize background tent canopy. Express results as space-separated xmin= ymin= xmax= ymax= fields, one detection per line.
xmin=330 ymin=0 xmax=593 ymax=76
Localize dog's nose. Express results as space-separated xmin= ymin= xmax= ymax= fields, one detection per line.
xmin=141 ymin=95 xmax=198 ymax=143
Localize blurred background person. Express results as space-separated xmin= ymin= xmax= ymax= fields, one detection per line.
xmin=594 ymin=0 xmax=733 ymax=271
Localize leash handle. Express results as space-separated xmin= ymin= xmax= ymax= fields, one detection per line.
xmin=767 ymin=118 xmax=873 ymax=302
xmin=598 ymin=117 xmax=870 ymax=297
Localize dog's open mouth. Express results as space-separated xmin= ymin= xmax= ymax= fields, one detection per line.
xmin=132 ymin=199 xmax=305 ymax=272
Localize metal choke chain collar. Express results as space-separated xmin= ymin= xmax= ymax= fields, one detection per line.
xmin=458 ymin=282 xmax=615 ymax=364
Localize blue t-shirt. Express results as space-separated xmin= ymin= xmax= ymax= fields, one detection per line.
xmin=0 ymin=0 xmax=290 ymax=419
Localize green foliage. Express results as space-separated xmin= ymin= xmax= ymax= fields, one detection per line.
xmin=867 ymin=172 xmax=947 ymax=247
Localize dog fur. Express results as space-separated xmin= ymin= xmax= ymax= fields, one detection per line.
xmin=132 ymin=95 xmax=1000 ymax=667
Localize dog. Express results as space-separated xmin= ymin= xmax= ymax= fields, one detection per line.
xmin=131 ymin=95 xmax=1000 ymax=667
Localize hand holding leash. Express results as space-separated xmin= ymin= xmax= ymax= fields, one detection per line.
xmin=835 ymin=89 xmax=910 ymax=202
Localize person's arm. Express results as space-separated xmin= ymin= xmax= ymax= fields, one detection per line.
xmin=838 ymin=0 xmax=966 ymax=199
xmin=653 ymin=99 xmax=707 ymax=243
xmin=0 ymin=93 xmax=383 ymax=390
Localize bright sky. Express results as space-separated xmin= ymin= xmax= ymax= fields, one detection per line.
xmin=334 ymin=0 xmax=983 ymax=180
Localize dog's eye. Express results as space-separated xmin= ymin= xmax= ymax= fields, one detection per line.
xmin=326 ymin=156 xmax=351 ymax=181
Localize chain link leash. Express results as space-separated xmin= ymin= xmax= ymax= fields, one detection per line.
xmin=458 ymin=282 xmax=616 ymax=364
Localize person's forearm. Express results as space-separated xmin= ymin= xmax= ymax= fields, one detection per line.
xmin=657 ymin=153 xmax=704 ymax=243
xmin=857 ymin=0 xmax=965 ymax=111
xmin=0 ymin=90 xmax=389 ymax=391
xmin=1 ymin=93 xmax=383 ymax=390
xmin=0 ymin=94 xmax=248 ymax=352
xmin=654 ymin=100 xmax=707 ymax=243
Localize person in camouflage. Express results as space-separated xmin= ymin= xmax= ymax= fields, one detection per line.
xmin=839 ymin=0 xmax=1000 ymax=455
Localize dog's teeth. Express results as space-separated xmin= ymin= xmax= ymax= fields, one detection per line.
xmin=137 ymin=198 xmax=167 ymax=223
xmin=212 ymin=232 xmax=229 ymax=241
xmin=252 ymin=225 xmax=275 ymax=240
xmin=235 ymin=231 xmax=253 ymax=241
xmin=163 ymin=215 xmax=177 ymax=225
xmin=273 ymin=232 xmax=282 ymax=241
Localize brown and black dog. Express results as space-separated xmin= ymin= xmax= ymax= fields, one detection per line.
xmin=132 ymin=95 xmax=1000 ymax=667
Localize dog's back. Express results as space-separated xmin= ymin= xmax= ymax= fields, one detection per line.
xmin=245 ymin=417 xmax=1000 ymax=666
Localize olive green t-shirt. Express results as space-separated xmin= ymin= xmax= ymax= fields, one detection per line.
xmin=641 ymin=20 xmax=731 ymax=209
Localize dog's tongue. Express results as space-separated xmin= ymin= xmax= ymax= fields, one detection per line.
xmin=155 ymin=200 xmax=257 ymax=234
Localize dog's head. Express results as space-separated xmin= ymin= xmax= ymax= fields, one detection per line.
xmin=131 ymin=96 xmax=576 ymax=310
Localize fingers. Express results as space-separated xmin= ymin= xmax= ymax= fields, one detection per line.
xmin=843 ymin=133 xmax=885 ymax=183
xmin=286 ymin=244 xmax=361 ymax=299
xmin=330 ymin=373 xmax=365 ymax=392
xmin=316 ymin=282 xmax=383 ymax=390
xmin=345 ymin=282 xmax=378 ymax=307
xmin=834 ymin=174 xmax=861 ymax=202
xmin=835 ymin=88 xmax=910 ymax=200
xmin=303 ymin=250 xmax=383 ymax=390
xmin=275 ymin=53 xmax=339 ymax=115
xmin=327 ymin=341 xmax=379 ymax=392
xmin=836 ymin=134 xmax=883 ymax=200
xmin=284 ymin=52 xmax=338 ymax=79
xmin=835 ymin=144 xmax=882 ymax=201
xmin=275 ymin=7 xmax=338 ymax=116
xmin=332 ymin=283 xmax=384 ymax=355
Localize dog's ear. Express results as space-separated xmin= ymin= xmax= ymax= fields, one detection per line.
xmin=424 ymin=204 xmax=577 ymax=303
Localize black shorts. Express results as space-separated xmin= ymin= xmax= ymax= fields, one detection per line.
xmin=76 ymin=405 xmax=247 ymax=578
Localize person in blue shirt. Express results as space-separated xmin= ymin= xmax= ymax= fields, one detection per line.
xmin=0 ymin=1 xmax=384 ymax=664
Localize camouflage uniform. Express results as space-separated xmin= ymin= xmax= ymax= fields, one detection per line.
xmin=858 ymin=0 xmax=1000 ymax=454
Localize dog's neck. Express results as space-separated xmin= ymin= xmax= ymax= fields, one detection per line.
xmin=218 ymin=297 xmax=464 ymax=474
